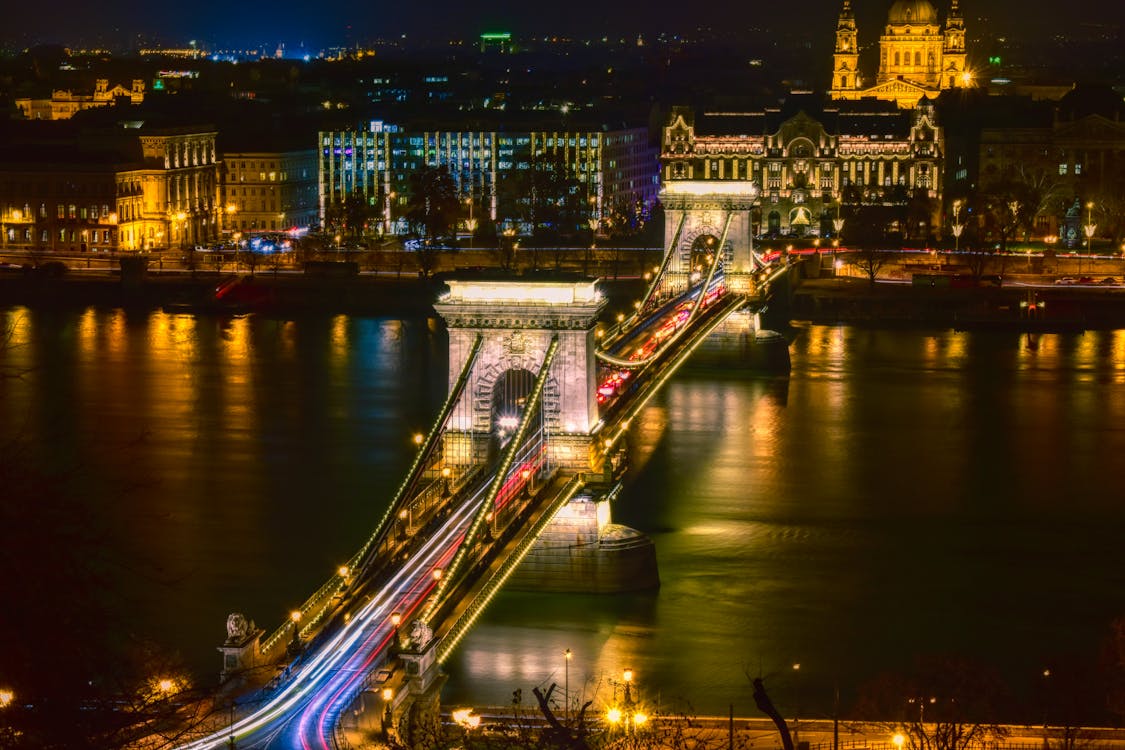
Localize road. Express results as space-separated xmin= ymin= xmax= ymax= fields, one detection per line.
xmin=176 ymin=475 xmax=479 ymax=749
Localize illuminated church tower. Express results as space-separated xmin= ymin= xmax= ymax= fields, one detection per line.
xmin=830 ymin=0 xmax=974 ymax=108
xmin=829 ymin=0 xmax=862 ymax=97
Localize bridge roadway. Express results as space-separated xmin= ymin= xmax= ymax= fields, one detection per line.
xmin=173 ymin=277 xmax=772 ymax=750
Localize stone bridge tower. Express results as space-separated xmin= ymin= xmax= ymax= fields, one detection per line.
xmin=434 ymin=278 xmax=606 ymax=471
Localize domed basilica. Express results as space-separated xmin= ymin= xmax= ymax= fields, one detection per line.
xmin=830 ymin=0 xmax=971 ymax=107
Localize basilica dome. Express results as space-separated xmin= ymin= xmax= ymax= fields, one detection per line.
xmin=887 ymin=0 xmax=939 ymax=24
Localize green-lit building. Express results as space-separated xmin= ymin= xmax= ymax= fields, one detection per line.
xmin=318 ymin=119 xmax=659 ymax=235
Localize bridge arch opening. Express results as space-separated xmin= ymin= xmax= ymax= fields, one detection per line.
xmin=490 ymin=367 xmax=541 ymax=458
xmin=688 ymin=234 xmax=721 ymax=277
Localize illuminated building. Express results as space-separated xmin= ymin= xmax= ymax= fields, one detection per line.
xmin=221 ymin=150 xmax=318 ymax=235
xmin=0 ymin=121 xmax=220 ymax=253
xmin=14 ymin=79 xmax=146 ymax=121
xmin=830 ymin=0 xmax=971 ymax=108
xmin=662 ymin=98 xmax=943 ymax=239
xmin=318 ymin=120 xmax=658 ymax=233
xmin=974 ymin=85 xmax=1125 ymax=242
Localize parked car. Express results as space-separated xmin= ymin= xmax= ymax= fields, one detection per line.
xmin=1099 ymin=277 xmax=1117 ymax=285
xmin=1054 ymin=277 xmax=1077 ymax=285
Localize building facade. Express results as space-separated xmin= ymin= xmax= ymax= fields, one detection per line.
xmin=221 ymin=150 xmax=318 ymax=235
xmin=15 ymin=79 xmax=146 ymax=121
xmin=975 ymin=87 xmax=1125 ymax=244
xmin=0 ymin=122 xmax=220 ymax=254
xmin=830 ymin=0 xmax=971 ymax=108
xmin=318 ymin=121 xmax=659 ymax=234
xmin=661 ymin=102 xmax=944 ymax=240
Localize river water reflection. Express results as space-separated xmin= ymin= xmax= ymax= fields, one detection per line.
xmin=2 ymin=307 xmax=1122 ymax=721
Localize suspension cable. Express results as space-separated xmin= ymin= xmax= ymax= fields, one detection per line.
xmin=357 ymin=333 xmax=484 ymax=576
xmin=420 ymin=334 xmax=560 ymax=625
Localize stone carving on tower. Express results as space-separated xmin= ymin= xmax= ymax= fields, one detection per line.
xmin=830 ymin=0 xmax=973 ymax=108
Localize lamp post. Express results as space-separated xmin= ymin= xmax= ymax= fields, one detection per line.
xmin=1042 ymin=668 xmax=1052 ymax=749
xmin=174 ymin=211 xmax=188 ymax=254
xmin=389 ymin=612 xmax=401 ymax=657
xmin=951 ymin=199 xmax=964 ymax=255
xmin=792 ymin=663 xmax=802 ymax=746
xmin=382 ymin=687 xmax=395 ymax=740
xmin=1084 ymin=202 xmax=1096 ymax=274
xmin=564 ymin=649 xmax=572 ymax=724
xmin=833 ymin=217 xmax=845 ymax=279
xmin=464 ymin=195 xmax=477 ymax=250
xmin=288 ymin=610 xmax=302 ymax=655
xmin=587 ymin=217 xmax=599 ymax=275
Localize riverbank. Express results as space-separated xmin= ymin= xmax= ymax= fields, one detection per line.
xmin=0 ymin=268 xmax=649 ymax=316
xmin=790 ymin=275 xmax=1125 ymax=331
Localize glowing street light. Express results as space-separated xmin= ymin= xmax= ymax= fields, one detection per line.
xmin=893 ymin=733 xmax=906 ymax=750
xmin=0 ymin=689 xmax=13 ymax=708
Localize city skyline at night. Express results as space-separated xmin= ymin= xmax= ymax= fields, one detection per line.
xmin=2 ymin=0 xmax=1120 ymax=53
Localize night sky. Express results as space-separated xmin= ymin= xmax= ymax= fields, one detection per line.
xmin=4 ymin=0 xmax=1122 ymax=50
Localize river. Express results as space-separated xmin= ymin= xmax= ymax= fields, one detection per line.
xmin=1 ymin=306 xmax=1122 ymax=724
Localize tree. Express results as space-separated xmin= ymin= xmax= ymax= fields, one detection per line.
xmin=849 ymin=247 xmax=894 ymax=287
xmin=325 ymin=193 xmax=379 ymax=241
xmin=853 ymin=656 xmax=1010 ymax=750
xmin=404 ymin=166 xmax=460 ymax=246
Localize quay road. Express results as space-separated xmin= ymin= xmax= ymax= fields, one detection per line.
xmin=434 ymin=712 xmax=1125 ymax=750
xmin=175 ymin=440 xmax=547 ymax=750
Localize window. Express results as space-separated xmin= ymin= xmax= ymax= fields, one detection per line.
xmin=58 ymin=205 xmax=65 ymax=219
xmin=1058 ymin=163 xmax=1068 ymax=175
xmin=1075 ymin=164 xmax=1082 ymax=175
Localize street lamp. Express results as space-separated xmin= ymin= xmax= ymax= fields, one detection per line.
xmin=465 ymin=196 xmax=477 ymax=250
xmin=564 ymin=649 xmax=572 ymax=723
xmin=1084 ymin=202 xmax=1096 ymax=270
xmin=389 ymin=612 xmax=401 ymax=657
xmin=792 ymin=663 xmax=802 ymax=746
xmin=174 ymin=211 xmax=188 ymax=253
xmin=832 ymin=217 xmax=845 ymax=277
xmin=382 ymin=687 xmax=395 ymax=740
xmin=288 ymin=610 xmax=302 ymax=655
xmin=0 ymin=688 xmax=13 ymax=709
xmin=952 ymin=199 xmax=964 ymax=254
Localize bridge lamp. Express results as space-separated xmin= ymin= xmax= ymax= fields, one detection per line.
xmin=623 ymin=668 xmax=633 ymax=683
xmin=616 ymin=313 xmax=625 ymax=322
xmin=338 ymin=565 xmax=350 ymax=579
xmin=432 ymin=568 xmax=443 ymax=580
xmin=606 ymin=707 xmax=623 ymax=725
xmin=382 ymin=687 xmax=394 ymax=702
xmin=412 ymin=433 xmax=424 ymax=446
xmin=633 ymin=711 xmax=648 ymax=727
xmin=893 ymin=734 xmax=905 ymax=750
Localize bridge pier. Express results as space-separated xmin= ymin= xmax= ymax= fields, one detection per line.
xmin=508 ymin=488 xmax=659 ymax=594
xmin=692 ymin=307 xmax=791 ymax=373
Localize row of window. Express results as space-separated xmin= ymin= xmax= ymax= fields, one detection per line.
xmin=2 ymin=228 xmax=115 ymax=244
